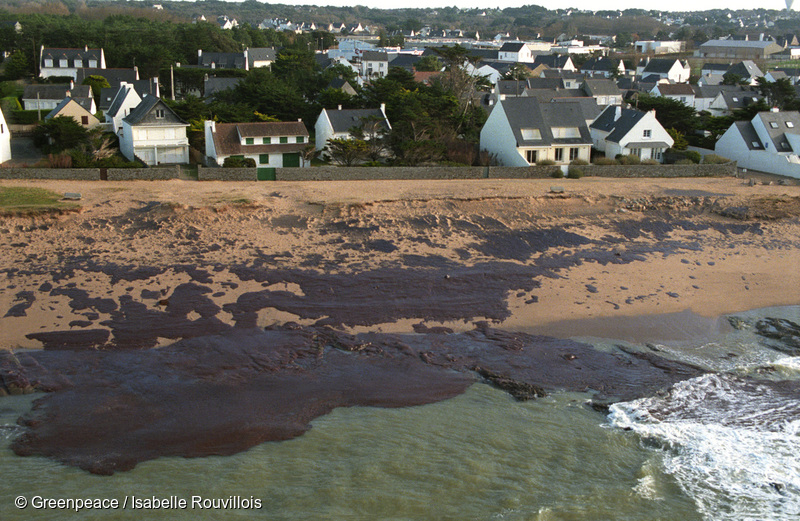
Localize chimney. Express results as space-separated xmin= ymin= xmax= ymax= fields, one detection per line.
xmin=380 ymin=103 xmax=385 ymax=113
xmin=298 ymin=118 xmax=302 ymax=122
xmin=69 ymin=79 xmax=74 ymax=91
xmin=771 ymin=107 xmax=780 ymax=112
xmin=85 ymin=44 xmax=88 ymax=52
xmin=337 ymin=105 xmax=342 ymax=110
xmin=614 ymin=106 xmax=621 ymax=121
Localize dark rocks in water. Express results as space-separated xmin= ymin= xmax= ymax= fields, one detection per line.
xmin=754 ymin=318 xmax=800 ymax=354
xmin=472 ymin=365 xmax=547 ymax=401
xmin=1 ymin=325 xmax=707 ymax=475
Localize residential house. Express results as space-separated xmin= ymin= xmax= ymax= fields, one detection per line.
xmin=39 ymin=46 xmax=106 ymax=79
xmin=533 ymin=55 xmax=576 ymax=72
xmin=540 ymin=69 xmax=583 ymax=89
xmin=698 ymin=73 xmax=725 ymax=86
xmin=203 ymin=77 xmax=242 ymax=99
xmin=651 ymin=83 xmax=696 ymax=107
xmin=724 ymin=60 xmax=764 ymax=85
xmin=708 ymin=89 xmax=765 ymax=116
xmin=479 ymin=96 xmax=592 ymax=166
xmin=715 ymin=109 xmax=800 ymax=178
xmin=105 ymin=83 xmax=142 ymax=136
xmin=360 ymin=51 xmax=389 ymax=78
xmin=45 ymin=98 xmax=100 ymax=128
xmin=590 ymin=105 xmax=674 ymax=162
xmin=637 ymin=58 xmax=691 ymax=83
xmin=498 ymin=42 xmax=534 ymax=63
xmin=197 ymin=49 xmax=247 ymax=70
xmin=327 ymin=78 xmax=358 ymax=97
xmin=0 ymin=108 xmax=11 ymax=164
xmin=204 ymin=120 xmax=310 ymax=168
xmin=75 ymin=67 xmax=138 ymax=87
xmin=579 ymin=57 xmax=624 ymax=78
xmin=582 ymin=78 xmax=623 ymax=106
xmin=635 ymin=41 xmax=685 ymax=54
xmin=697 ymin=39 xmax=783 ymax=60
xmin=247 ymin=48 xmax=278 ymax=69
xmin=120 ymin=96 xmax=189 ymax=165
xmin=22 ymin=83 xmax=94 ymax=112
xmin=701 ymin=63 xmax=731 ymax=77
xmin=314 ymin=105 xmax=391 ymax=153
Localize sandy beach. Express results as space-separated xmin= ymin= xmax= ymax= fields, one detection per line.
xmin=0 ymin=175 xmax=799 ymax=473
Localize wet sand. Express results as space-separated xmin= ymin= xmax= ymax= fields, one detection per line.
xmin=0 ymin=176 xmax=799 ymax=473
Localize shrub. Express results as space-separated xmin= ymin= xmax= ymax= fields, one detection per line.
xmin=702 ymin=154 xmax=730 ymax=164
xmin=641 ymin=159 xmax=660 ymax=165
xmin=617 ymin=154 xmax=641 ymax=165
xmin=570 ymin=158 xmax=589 ymax=166
xmin=222 ymin=156 xmax=256 ymax=168
xmin=593 ymin=157 xmax=618 ymax=165
xmin=10 ymin=110 xmax=41 ymax=125
xmin=537 ymin=159 xmax=556 ymax=166
xmin=683 ymin=150 xmax=702 ymax=164
xmin=550 ymin=168 xmax=565 ymax=178
xmin=567 ymin=166 xmax=583 ymax=179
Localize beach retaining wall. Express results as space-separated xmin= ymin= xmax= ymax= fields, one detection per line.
xmin=106 ymin=166 xmax=181 ymax=181
xmin=0 ymin=168 xmax=101 ymax=180
xmin=197 ymin=167 xmax=256 ymax=181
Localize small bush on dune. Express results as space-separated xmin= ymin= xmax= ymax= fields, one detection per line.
xmin=570 ymin=159 xmax=589 ymax=166
xmin=537 ymin=159 xmax=556 ymax=166
xmin=703 ymin=154 xmax=730 ymax=164
xmin=593 ymin=157 xmax=618 ymax=165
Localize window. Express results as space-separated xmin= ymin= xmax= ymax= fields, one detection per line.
xmin=569 ymin=147 xmax=580 ymax=161
xmin=59 ymin=59 xmax=67 ymax=67
xmin=74 ymin=59 xmax=82 ymax=67
xmin=1 ymin=124 xmax=4 ymax=134
xmin=296 ymin=136 xmax=304 ymax=143
xmin=259 ymin=154 xmax=269 ymax=164
xmin=262 ymin=137 xmax=271 ymax=144
xmin=554 ymin=148 xmax=564 ymax=162
xmin=551 ymin=127 xmax=581 ymax=138
xmin=155 ymin=109 xmax=165 ymax=119
xmin=520 ymin=128 xmax=541 ymax=140
xmin=630 ymin=148 xmax=641 ymax=158
xmin=653 ymin=148 xmax=663 ymax=161
xmin=81 ymin=116 xmax=88 ymax=125
xmin=732 ymin=97 xmax=739 ymax=102
xmin=643 ymin=129 xmax=652 ymax=138
xmin=44 ymin=59 xmax=53 ymax=67
xmin=280 ymin=136 xmax=288 ymax=144
xmin=770 ymin=122 xmax=779 ymax=129
xmin=787 ymin=122 xmax=795 ymax=128
xmin=526 ymin=150 xmax=537 ymax=164
xmin=88 ymin=60 xmax=97 ymax=68
xmin=245 ymin=138 xmax=254 ymax=145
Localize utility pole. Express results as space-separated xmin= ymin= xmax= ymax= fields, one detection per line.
xmin=170 ymin=65 xmax=175 ymax=101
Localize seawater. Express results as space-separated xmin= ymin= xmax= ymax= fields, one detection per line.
xmin=1 ymin=308 xmax=799 ymax=520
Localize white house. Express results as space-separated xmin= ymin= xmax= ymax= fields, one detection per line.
xmin=39 ymin=46 xmax=106 ymax=79
xmin=479 ymin=96 xmax=592 ymax=167
xmin=105 ymin=83 xmax=142 ymax=136
xmin=498 ymin=42 xmax=534 ymax=63
xmin=590 ymin=105 xmax=674 ymax=162
xmin=359 ymin=51 xmax=389 ymax=79
xmin=637 ymin=58 xmax=691 ymax=83
xmin=120 ymin=96 xmax=189 ymax=165
xmin=22 ymin=83 xmax=93 ymax=112
xmin=715 ymin=109 xmax=800 ymax=178
xmin=0 ymin=107 xmax=11 ymax=164
xmin=635 ymin=41 xmax=685 ymax=54
xmin=314 ymin=105 xmax=391 ymax=153
xmin=204 ymin=120 xmax=309 ymax=168
xmin=651 ymin=83 xmax=696 ymax=107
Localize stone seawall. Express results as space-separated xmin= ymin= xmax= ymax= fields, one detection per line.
xmin=197 ymin=167 xmax=256 ymax=182
xmin=106 ymin=166 xmax=181 ymax=181
xmin=0 ymin=168 xmax=101 ymax=180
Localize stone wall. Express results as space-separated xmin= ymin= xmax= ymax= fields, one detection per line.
xmin=0 ymin=168 xmax=101 ymax=180
xmin=274 ymin=166 xmax=561 ymax=181
xmin=197 ymin=167 xmax=257 ymax=182
xmin=580 ymin=162 xmax=736 ymax=178
xmin=106 ymin=166 xmax=181 ymax=181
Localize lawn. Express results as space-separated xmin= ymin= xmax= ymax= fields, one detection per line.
xmin=0 ymin=186 xmax=81 ymax=215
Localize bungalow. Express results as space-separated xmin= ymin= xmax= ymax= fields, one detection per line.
xmin=246 ymin=48 xmax=278 ymax=69
xmin=204 ymin=120 xmax=310 ymax=168
xmin=39 ymin=46 xmax=105 ymax=79
xmin=120 ymin=96 xmax=189 ymax=165
xmin=45 ymin=98 xmax=100 ymax=129
xmin=479 ymin=96 xmax=592 ymax=166
xmin=590 ymin=105 xmax=673 ymax=162
xmin=315 ymin=105 xmax=391 ymax=153
xmin=715 ymin=109 xmax=800 ymax=178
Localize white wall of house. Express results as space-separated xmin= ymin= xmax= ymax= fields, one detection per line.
xmin=480 ymin=101 xmax=529 ymax=166
xmin=314 ymin=110 xmax=334 ymax=152
xmin=22 ymin=98 xmax=59 ymax=111
xmin=106 ymin=86 xmax=142 ymax=137
xmin=0 ymin=108 xmax=11 ymax=164
xmin=716 ymin=125 xmax=800 ymax=178
xmin=121 ymin=122 xmax=189 ymax=165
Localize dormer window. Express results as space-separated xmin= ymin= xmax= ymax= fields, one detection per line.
xmin=245 ymin=138 xmax=254 ymax=145
xmin=155 ymin=109 xmax=165 ymax=119
xmin=551 ymin=127 xmax=580 ymax=138
xmin=59 ymin=59 xmax=68 ymax=67
xmin=44 ymin=59 xmax=53 ymax=67
xmin=88 ymin=59 xmax=97 ymax=68
xmin=74 ymin=59 xmax=82 ymax=67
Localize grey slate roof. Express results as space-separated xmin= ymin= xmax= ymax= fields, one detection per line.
xmin=75 ymin=67 xmax=138 ymax=86
xmin=642 ymin=59 xmax=681 ymax=74
xmin=734 ymin=120 xmax=764 ymax=150
xmin=40 ymin=47 xmax=102 ymax=68
xmin=583 ymin=78 xmax=622 ymax=97
xmin=387 ymin=54 xmax=422 ymax=70
xmin=123 ymin=96 xmax=187 ymax=126
xmin=700 ymin=39 xmax=779 ymax=49
xmin=524 ymin=88 xmax=586 ymax=101
xmin=533 ymin=55 xmax=571 ymax=69
xmin=199 ymin=52 xmax=246 ymax=69
xmin=204 ymin=77 xmax=241 ymax=98
xmin=247 ymin=47 xmax=277 ymax=68
xmin=361 ymin=51 xmax=388 ymax=62
xmin=98 ymin=87 xmax=119 ymax=112
xmin=721 ymin=91 xmax=764 ymax=110
xmin=22 ymin=84 xmax=70 ymax=100
xmin=500 ymin=42 xmax=526 ymax=52
xmin=580 ymin=57 xmax=618 ymax=73
xmin=755 ymin=111 xmax=800 ymax=152
xmin=702 ymin=63 xmax=731 ymax=73
xmin=325 ymin=108 xmax=389 ymax=133
xmin=500 ymin=97 xmax=591 ymax=147
xmin=552 ymin=97 xmax=602 ymax=122
xmin=590 ymin=105 xmax=647 ymax=143
xmin=106 ymin=85 xmax=139 ymax=118
xmin=726 ymin=60 xmax=763 ymax=80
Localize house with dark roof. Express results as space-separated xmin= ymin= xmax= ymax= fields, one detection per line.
xmin=39 ymin=46 xmax=106 ymax=79
xmin=105 ymin=84 xmax=142 ymax=136
xmin=725 ymin=60 xmax=764 ymax=85
xmin=579 ymin=57 xmax=625 ymax=78
xmin=22 ymin=83 xmax=94 ymax=112
xmin=45 ymin=98 xmax=100 ymax=128
xmin=197 ymin=50 xmax=247 ymax=70
xmin=314 ymin=105 xmax=391 ymax=154
xmin=203 ymin=77 xmax=242 ymax=99
xmin=715 ymin=109 xmax=800 ymax=178
xmin=204 ymin=120 xmax=309 ymax=168
xmin=359 ymin=51 xmax=389 ymax=78
xmin=120 ymin=97 xmax=189 ymax=165
xmin=75 ymin=67 xmax=138 ymax=87
xmin=636 ymin=58 xmax=690 ymax=83
xmin=533 ymin=55 xmax=575 ymax=72
xmin=582 ymin=78 xmax=623 ymax=106
xmin=498 ymin=42 xmax=533 ymax=63
xmin=708 ymin=89 xmax=765 ymax=116
xmin=479 ymin=96 xmax=592 ymax=167
xmin=651 ymin=83 xmax=696 ymax=107
xmin=246 ymin=48 xmax=278 ymax=69
xmin=590 ymin=105 xmax=673 ymax=162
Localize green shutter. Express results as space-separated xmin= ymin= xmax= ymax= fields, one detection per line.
xmin=259 ymin=154 xmax=269 ymax=164
xmin=245 ymin=138 xmax=254 ymax=145
xmin=262 ymin=137 xmax=270 ymax=144
xmin=280 ymin=136 xmax=288 ymax=144
xmin=296 ymin=136 xmax=304 ymax=143
xmin=282 ymin=153 xmax=300 ymax=168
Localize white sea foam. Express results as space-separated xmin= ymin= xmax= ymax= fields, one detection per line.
xmin=609 ymin=374 xmax=800 ymax=520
